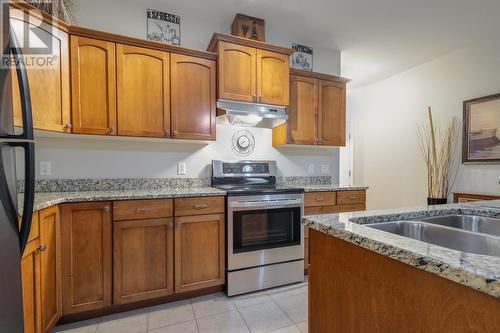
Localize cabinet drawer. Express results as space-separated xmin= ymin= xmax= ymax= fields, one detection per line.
xmin=113 ymin=199 xmax=173 ymax=221
xmin=174 ymin=196 xmax=225 ymax=217
xmin=337 ymin=191 xmax=366 ymax=205
xmin=304 ymin=192 xmax=336 ymax=207
xmin=304 ymin=205 xmax=337 ymax=215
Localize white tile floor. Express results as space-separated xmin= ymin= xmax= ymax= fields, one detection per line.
xmin=54 ymin=281 xmax=308 ymax=333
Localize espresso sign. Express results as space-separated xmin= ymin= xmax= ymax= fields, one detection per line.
xmin=147 ymin=9 xmax=180 ymax=45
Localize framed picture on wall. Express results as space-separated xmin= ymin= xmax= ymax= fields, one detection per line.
xmin=147 ymin=9 xmax=180 ymax=45
xmin=463 ymin=93 xmax=500 ymax=164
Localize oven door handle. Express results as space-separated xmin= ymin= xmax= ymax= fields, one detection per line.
xmin=229 ymin=199 xmax=304 ymax=208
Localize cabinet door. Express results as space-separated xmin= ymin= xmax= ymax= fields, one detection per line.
xmin=116 ymin=44 xmax=170 ymax=137
xmin=113 ymin=218 xmax=174 ymax=305
xmin=10 ymin=7 xmax=71 ymax=132
xmin=287 ymin=75 xmax=318 ymax=144
xmin=256 ymin=49 xmax=289 ymax=106
xmin=318 ymin=80 xmax=346 ymax=146
xmin=39 ymin=206 xmax=62 ymax=333
xmin=21 ymin=239 xmax=42 ymax=333
xmin=70 ymin=36 xmax=117 ymax=135
xmin=61 ymin=202 xmax=112 ymax=315
xmin=171 ymin=54 xmax=216 ymax=140
xmin=218 ymin=41 xmax=256 ymax=102
xmin=175 ymin=214 xmax=225 ymax=293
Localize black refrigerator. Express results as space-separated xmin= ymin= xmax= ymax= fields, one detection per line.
xmin=0 ymin=3 xmax=35 ymax=333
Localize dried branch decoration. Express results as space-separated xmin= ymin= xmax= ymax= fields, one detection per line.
xmin=27 ymin=0 xmax=76 ymax=24
xmin=417 ymin=106 xmax=458 ymax=199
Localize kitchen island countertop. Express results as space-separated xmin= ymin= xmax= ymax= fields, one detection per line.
xmin=303 ymin=201 xmax=500 ymax=298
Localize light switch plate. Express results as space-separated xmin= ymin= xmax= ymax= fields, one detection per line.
xmin=40 ymin=161 xmax=51 ymax=176
xmin=177 ymin=162 xmax=187 ymax=175
xmin=308 ymin=164 xmax=315 ymax=174
xmin=320 ymin=164 xmax=330 ymax=174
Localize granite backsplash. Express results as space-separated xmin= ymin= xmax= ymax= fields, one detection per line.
xmin=18 ymin=176 xmax=332 ymax=193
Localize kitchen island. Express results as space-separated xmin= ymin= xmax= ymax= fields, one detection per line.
xmin=303 ymin=201 xmax=500 ymax=333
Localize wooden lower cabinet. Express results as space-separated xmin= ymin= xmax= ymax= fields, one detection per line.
xmin=303 ymin=190 xmax=367 ymax=272
xmin=21 ymin=238 xmax=42 ymax=333
xmin=39 ymin=206 xmax=62 ymax=333
xmin=61 ymin=202 xmax=112 ymax=315
xmin=113 ymin=218 xmax=175 ymax=305
xmin=174 ymin=214 xmax=225 ymax=293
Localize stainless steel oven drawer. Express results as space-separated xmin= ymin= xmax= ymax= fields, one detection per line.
xmin=227 ymin=260 xmax=305 ymax=296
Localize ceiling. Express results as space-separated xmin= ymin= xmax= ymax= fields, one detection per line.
xmin=117 ymin=0 xmax=500 ymax=87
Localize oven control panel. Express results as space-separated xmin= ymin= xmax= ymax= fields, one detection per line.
xmin=223 ymin=162 xmax=270 ymax=174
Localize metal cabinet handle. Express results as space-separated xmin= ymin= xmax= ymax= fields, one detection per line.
xmin=103 ymin=206 xmax=110 ymax=213
xmin=64 ymin=123 xmax=72 ymax=132
xmin=108 ymin=127 xmax=115 ymax=134
xmin=38 ymin=244 xmax=46 ymax=252
xmin=348 ymin=196 xmax=358 ymax=200
xmin=173 ymin=130 xmax=178 ymax=135
xmin=136 ymin=207 xmax=153 ymax=212
xmin=252 ymin=94 xmax=257 ymax=102
xmin=193 ymin=204 xmax=208 ymax=209
xmin=167 ymin=223 xmax=174 ymax=230
xmin=315 ymin=198 xmax=324 ymax=202
xmin=259 ymin=95 xmax=263 ymax=102
xmin=164 ymin=129 xmax=170 ymax=136
xmin=175 ymin=222 xmax=182 ymax=228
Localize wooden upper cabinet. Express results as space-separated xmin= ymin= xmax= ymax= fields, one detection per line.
xmin=116 ymin=44 xmax=170 ymax=137
xmin=70 ymin=36 xmax=117 ymax=135
xmin=209 ymin=34 xmax=292 ymax=106
xmin=21 ymin=238 xmax=42 ymax=333
xmin=10 ymin=7 xmax=71 ymax=133
xmin=218 ymin=41 xmax=256 ymax=102
xmin=256 ymin=49 xmax=289 ymax=106
xmin=174 ymin=213 xmax=225 ymax=293
xmin=113 ymin=218 xmax=174 ymax=305
xmin=318 ymin=80 xmax=346 ymax=146
xmin=61 ymin=202 xmax=112 ymax=315
xmin=273 ymin=69 xmax=348 ymax=147
xmin=39 ymin=206 xmax=62 ymax=333
xmin=171 ymin=54 xmax=216 ymax=140
xmin=287 ymin=75 xmax=318 ymax=144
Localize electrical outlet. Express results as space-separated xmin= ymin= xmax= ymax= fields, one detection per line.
xmin=320 ymin=164 xmax=330 ymax=174
xmin=308 ymin=164 xmax=315 ymax=174
xmin=40 ymin=161 xmax=51 ymax=176
xmin=177 ymin=162 xmax=187 ymax=175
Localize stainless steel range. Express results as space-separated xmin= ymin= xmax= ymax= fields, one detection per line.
xmin=212 ymin=160 xmax=305 ymax=296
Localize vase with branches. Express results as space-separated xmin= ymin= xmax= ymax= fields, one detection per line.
xmin=417 ymin=106 xmax=458 ymax=205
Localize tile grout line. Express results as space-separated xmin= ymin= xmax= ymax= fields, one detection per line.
xmin=233 ymin=300 xmax=253 ymax=333
xmin=271 ymin=295 xmax=297 ymax=328
xmin=190 ymin=298 xmax=201 ymax=333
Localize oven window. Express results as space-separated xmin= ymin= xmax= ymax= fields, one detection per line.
xmin=233 ymin=207 xmax=301 ymax=253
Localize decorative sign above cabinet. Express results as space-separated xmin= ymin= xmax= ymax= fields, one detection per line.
xmin=147 ymin=9 xmax=180 ymax=45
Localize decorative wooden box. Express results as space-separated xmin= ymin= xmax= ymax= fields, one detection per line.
xmin=231 ymin=13 xmax=265 ymax=42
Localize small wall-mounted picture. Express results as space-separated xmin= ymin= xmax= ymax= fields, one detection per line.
xmin=463 ymin=93 xmax=500 ymax=163
xmin=291 ymin=44 xmax=313 ymax=71
xmin=147 ymin=9 xmax=180 ymax=45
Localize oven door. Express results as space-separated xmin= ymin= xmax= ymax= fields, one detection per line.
xmin=227 ymin=194 xmax=304 ymax=271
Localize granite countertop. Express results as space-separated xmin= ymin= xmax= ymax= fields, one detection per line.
xmin=19 ymin=187 xmax=226 ymax=215
xmin=303 ymin=201 xmax=500 ymax=299
xmin=299 ymin=185 xmax=368 ymax=192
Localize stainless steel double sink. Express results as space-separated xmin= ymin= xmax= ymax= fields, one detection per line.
xmin=366 ymin=215 xmax=500 ymax=256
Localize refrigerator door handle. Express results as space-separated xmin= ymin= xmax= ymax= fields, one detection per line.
xmin=0 ymin=26 xmax=34 ymax=140
xmin=17 ymin=142 xmax=35 ymax=253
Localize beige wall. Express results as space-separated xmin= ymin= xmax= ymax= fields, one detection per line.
xmin=349 ymin=41 xmax=500 ymax=210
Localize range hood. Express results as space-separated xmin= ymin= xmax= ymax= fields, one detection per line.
xmin=216 ymin=100 xmax=288 ymax=128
